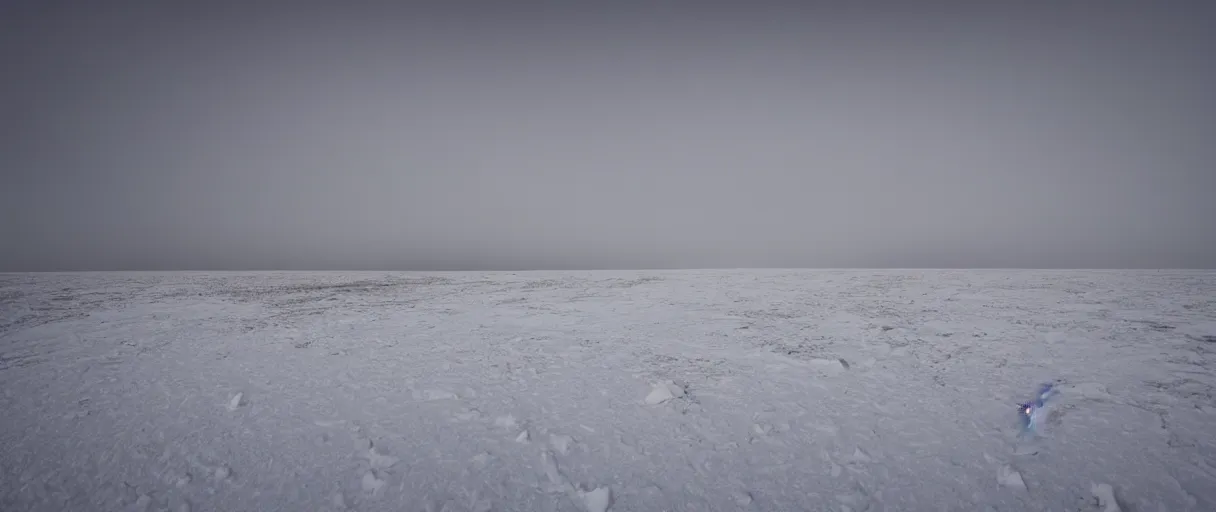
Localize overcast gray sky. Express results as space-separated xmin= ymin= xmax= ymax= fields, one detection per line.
xmin=2 ymin=1 xmax=1214 ymax=271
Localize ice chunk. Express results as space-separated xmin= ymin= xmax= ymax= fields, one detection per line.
xmin=366 ymin=447 xmax=399 ymax=469
xmin=454 ymin=409 xmax=483 ymax=421
xmin=361 ymin=471 xmax=385 ymax=495
xmin=645 ymin=381 xmax=685 ymax=405
xmin=733 ymin=490 xmax=753 ymax=505
xmin=415 ymin=389 xmax=458 ymax=401
xmin=540 ymin=450 xmax=566 ymax=488
xmin=550 ymin=434 xmax=574 ymax=455
xmin=997 ymin=465 xmax=1026 ymax=490
xmin=806 ymin=358 xmax=847 ymax=375
xmin=471 ymin=452 xmax=492 ymax=470
xmin=580 ymin=486 xmax=611 ymax=512
xmin=495 ymin=415 xmax=517 ymax=428
xmin=130 ymin=494 xmax=152 ymax=512
xmin=1091 ymin=483 xmax=1121 ymax=512
xmin=313 ymin=419 xmax=347 ymax=428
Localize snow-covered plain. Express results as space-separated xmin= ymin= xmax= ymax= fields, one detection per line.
xmin=2 ymin=269 xmax=1215 ymax=511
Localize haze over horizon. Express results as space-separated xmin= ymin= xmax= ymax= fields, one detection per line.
xmin=3 ymin=1 xmax=1214 ymax=271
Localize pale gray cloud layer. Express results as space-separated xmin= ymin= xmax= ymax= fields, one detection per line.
xmin=3 ymin=1 xmax=1214 ymax=270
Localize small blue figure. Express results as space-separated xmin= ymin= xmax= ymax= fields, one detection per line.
xmin=1017 ymin=383 xmax=1057 ymax=437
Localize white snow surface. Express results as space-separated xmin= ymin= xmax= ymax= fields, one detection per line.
xmin=2 ymin=269 xmax=1215 ymax=511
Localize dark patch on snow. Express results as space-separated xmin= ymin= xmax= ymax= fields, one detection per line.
xmin=733 ymin=309 xmax=801 ymax=320
xmin=1128 ymin=319 xmax=1175 ymax=331
xmin=278 ymin=279 xmax=421 ymax=294
xmin=602 ymin=276 xmax=665 ymax=288
xmin=0 ymin=351 xmax=47 ymax=370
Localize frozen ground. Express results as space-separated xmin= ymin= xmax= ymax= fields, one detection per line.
xmin=2 ymin=269 xmax=1215 ymax=512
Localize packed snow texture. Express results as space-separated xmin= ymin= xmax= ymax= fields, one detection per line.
xmin=2 ymin=269 xmax=1215 ymax=511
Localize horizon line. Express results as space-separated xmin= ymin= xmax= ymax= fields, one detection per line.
xmin=2 ymin=267 xmax=1212 ymax=275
